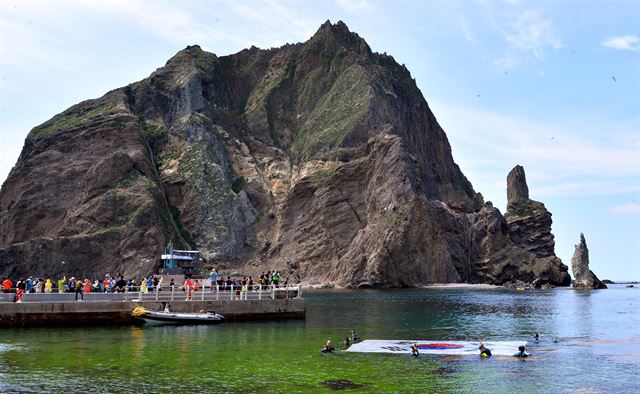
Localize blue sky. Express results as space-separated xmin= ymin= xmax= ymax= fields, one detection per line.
xmin=1 ymin=0 xmax=638 ymax=280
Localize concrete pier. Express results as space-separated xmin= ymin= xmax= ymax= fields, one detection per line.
xmin=0 ymin=298 xmax=306 ymax=328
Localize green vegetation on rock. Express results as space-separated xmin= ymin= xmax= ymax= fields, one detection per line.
xmin=310 ymin=169 xmax=333 ymax=181
xmin=28 ymin=102 xmax=117 ymax=140
xmin=293 ymin=64 xmax=372 ymax=159
xmin=140 ymin=121 xmax=168 ymax=154
xmin=231 ymin=177 xmax=245 ymax=194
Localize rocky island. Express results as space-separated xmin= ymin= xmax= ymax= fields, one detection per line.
xmin=0 ymin=21 xmax=570 ymax=287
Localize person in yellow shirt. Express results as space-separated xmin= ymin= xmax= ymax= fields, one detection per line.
xmin=44 ymin=279 xmax=53 ymax=293
xmin=57 ymin=276 xmax=66 ymax=293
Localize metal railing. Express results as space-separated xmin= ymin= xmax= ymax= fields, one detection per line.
xmin=0 ymin=284 xmax=302 ymax=303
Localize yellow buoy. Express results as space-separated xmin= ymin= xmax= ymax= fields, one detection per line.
xmin=132 ymin=306 xmax=148 ymax=317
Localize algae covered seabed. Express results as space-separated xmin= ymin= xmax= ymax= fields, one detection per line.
xmin=1 ymin=285 xmax=638 ymax=393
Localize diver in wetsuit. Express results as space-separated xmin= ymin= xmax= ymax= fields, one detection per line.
xmin=479 ymin=343 xmax=492 ymax=358
xmin=410 ymin=343 xmax=420 ymax=357
xmin=321 ymin=340 xmax=335 ymax=353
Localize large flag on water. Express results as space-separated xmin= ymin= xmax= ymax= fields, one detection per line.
xmin=345 ymin=340 xmax=527 ymax=356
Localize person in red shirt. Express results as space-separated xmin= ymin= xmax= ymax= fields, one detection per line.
xmin=15 ymin=280 xmax=25 ymax=302
xmin=2 ymin=277 xmax=13 ymax=293
xmin=183 ymin=278 xmax=193 ymax=301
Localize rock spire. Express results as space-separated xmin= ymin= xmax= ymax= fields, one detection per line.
xmin=507 ymin=164 xmax=529 ymax=206
xmin=571 ymin=233 xmax=607 ymax=289
xmin=504 ymin=165 xmax=571 ymax=286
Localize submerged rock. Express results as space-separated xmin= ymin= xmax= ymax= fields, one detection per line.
xmin=571 ymin=233 xmax=607 ymax=289
xmin=323 ymin=380 xmax=365 ymax=390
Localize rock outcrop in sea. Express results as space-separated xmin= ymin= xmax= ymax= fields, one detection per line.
xmin=571 ymin=233 xmax=607 ymax=289
xmin=0 ymin=21 xmax=570 ymax=287
xmin=503 ymin=165 xmax=571 ymax=287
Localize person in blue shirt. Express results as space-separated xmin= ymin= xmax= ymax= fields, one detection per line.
xmin=209 ymin=269 xmax=218 ymax=293
xmin=514 ymin=345 xmax=529 ymax=358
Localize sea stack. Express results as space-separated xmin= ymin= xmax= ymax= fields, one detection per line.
xmin=571 ymin=233 xmax=607 ymax=289
xmin=506 ymin=165 xmax=556 ymax=257
xmin=504 ymin=165 xmax=571 ymax=287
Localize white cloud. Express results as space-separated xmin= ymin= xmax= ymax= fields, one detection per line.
xmin=78 ymin=0 xmax=248 ymax=47
xmin=459 ymin=15 xmax=478 ymax=44
xmin=0 ymin=4 xmax=82 ymax=72
xmin=609 ymin=203 xmax=640 ymax=214
xmin=432 ymin=102 xmax=640 ymax=201
xmin=223 ymin=0 xmax=319 ymax=46
xmin=484 ymin=6 xmax=561 ymax=71
xmin=602 ymin=35 xmax=640 ymax=51
xmin=227 ymin=1 xmax=270 ymax=23
xmin=493 ymin=56 xmax=520 ymax=70
xmin=335 ymin=0 xmax=374 ymax=13
xmin=503 ymin=10 xmax=561 ymax=60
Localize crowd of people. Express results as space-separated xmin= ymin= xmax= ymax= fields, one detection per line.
xmin=206 ymin=270 xmax=287 ymax=290
xmin=2 ymin=269 xmax=293 ymax=303
xmin=2 ymin=273 xmax=154 ymax=302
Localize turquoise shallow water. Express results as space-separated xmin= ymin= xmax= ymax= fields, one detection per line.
xmin=1 ymin=284 xmax=638 ymax=393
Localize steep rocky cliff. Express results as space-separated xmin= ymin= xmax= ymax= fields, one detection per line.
xmin=0 ymin=21 xmax=569 ymax=287
xmin=571 ymin=233 xmax=606 ymax=289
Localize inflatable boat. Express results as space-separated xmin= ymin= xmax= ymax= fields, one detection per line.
xmin=132 ymin=306 xmax=224 ymax=325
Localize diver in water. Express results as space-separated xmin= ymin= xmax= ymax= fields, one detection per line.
xmin=514 ymin=345 xmax=529 ymax=358
xmin=410 ymin=343 xmax=420 ymax=357
xmin=350 ymin=330 xmax=361 ymax=343
xmin=321 ymin=340 xmax=335 ymax=353
xmin=533 ymin=332 xmax=540 ymax=342
xmin=479 ymin=343 xmax=492 ymax=358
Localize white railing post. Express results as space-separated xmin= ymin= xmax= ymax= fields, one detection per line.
xmin=171 ymin=286 xmax=174 ymax=301
xmin=201 ymin=283 xmax=205 ymax=301
xmin=298 ymin=285 xmax=302 ymax=299
xmin=155 ymin=287 xmax=158 ymax=301
xmin=259 ymin=284 xmax=262 ymax=300
xmin=230 ymin=284 xmax=234 ymax=300
xmin=216 ymin=284 xmax=219 ymax=301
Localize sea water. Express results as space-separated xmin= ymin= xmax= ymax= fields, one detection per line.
xmin=0 ymin=284 xmax=638 ymax=393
